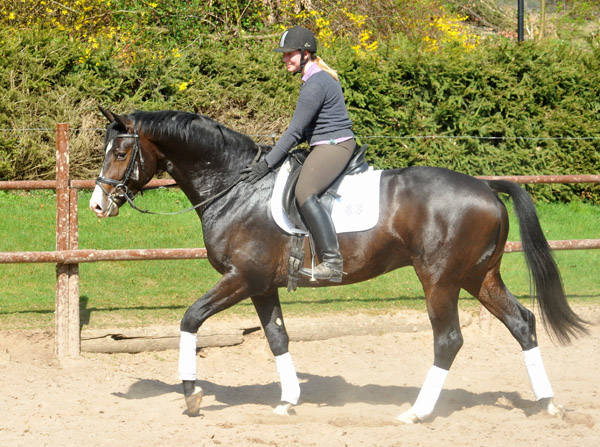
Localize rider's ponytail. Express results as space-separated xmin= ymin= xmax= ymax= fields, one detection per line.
xmin=314 ymin=55 xmax=339 ymax=82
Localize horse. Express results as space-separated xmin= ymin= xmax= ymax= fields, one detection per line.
xmin=89 ymin=107 xmax=587 ymax=422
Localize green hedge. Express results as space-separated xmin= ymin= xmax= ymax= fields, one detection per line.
xmin=0 ymin=27 xmax=599 ymax=201
xmin=341 ymin=37 xmax=600 ymax=202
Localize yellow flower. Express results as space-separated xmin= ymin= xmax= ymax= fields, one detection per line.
xmin=178 ymin=82 xmax=188 ymax=91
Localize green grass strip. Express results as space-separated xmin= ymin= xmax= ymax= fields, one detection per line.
xmin=0 ymin=189 xmax=598 ymax=330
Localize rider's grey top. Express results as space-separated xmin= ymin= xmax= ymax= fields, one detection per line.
xmin=265 ymin=69 xmax=354 ymax=167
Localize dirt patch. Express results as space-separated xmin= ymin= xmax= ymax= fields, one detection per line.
xmin=1 ymin=306 xmax=599 ymax=447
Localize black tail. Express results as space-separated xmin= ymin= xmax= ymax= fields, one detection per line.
xmin=488 ymin=180 xmax=588 ymax=345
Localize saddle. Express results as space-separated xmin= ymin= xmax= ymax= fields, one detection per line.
xmin=281 ymin=143 xmax=370 ymax=231
xmin=281 ymin=144 xmax=370 ymax=291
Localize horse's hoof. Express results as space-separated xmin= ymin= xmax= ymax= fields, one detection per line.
xmin=397 ymin=409 xmax=421 ymax=424
xmin=184 ymin=386 xmax=203 ymax=416
xmin=273 ymin=402 xmax=294 ymax=416
xmin=542 ymin=398 xmax=565 ymax=419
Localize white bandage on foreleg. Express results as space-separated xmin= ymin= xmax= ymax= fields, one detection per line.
xmin=411 ymin=366 xmax=449 ymax=420
xmin=178 ymin=331 xmax=198 ymax=381
xmin=275 ymin=352 xmax=301 ymax=405
xmin=523 ymin=347 xmax=553 ymax=400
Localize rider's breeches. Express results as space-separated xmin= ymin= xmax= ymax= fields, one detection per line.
xmin=295 ymin=138 xmax=355 ymax=206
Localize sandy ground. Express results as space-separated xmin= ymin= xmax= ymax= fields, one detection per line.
xmin=0 ymin=305 xmax=598 ymax=447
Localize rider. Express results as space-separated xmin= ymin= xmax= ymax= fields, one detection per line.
xmin=240 ymin=26 xmax=356 ymax=283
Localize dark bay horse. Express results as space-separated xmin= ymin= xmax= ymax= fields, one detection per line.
xmin=90 ymin=108 xmax=587 ymax=422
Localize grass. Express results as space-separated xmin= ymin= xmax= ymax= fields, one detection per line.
xmin=0 ymin=188 xmax=599 ymax=330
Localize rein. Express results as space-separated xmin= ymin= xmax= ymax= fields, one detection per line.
xmin=96 ymin=128 xmax=264 ymax=216
xmin=123 ymin=179 xmax=241 ymax=216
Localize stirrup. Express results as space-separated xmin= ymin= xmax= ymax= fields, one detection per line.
xmin=300 ymin=262 xmax=343 ymax=283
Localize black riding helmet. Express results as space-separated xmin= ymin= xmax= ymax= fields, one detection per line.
xmin=273 ymin=26 xmax=317 ymax=74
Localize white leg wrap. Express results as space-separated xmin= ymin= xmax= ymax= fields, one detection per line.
xmin=178 ymin=331 xmax=198 ymax=381
xmin=411 ymin=366 xmax=449 ymax=420
xmin=523 ymin=347 xmax=553 ymax=400
xmin=275 ymin=352 xmax=300 ymax=405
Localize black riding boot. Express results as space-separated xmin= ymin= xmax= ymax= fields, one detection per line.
xmin=299 ymin=195 xmax=343 ymax=283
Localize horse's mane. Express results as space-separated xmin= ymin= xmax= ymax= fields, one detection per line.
xmin=131 ymin=110 xmax=257 ymax=150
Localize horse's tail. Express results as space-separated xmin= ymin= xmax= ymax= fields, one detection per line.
xmin=487 ymin=180 xmax=588 ymax=345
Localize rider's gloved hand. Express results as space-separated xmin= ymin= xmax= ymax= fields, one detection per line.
xmin=240 ymin=159 xmax=270 ymax=184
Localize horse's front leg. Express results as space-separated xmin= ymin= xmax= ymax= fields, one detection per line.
xmin=178 ymin=273 xmax=250 ymax=416
xmin=252 ymin=291 xmax=301 ymax=415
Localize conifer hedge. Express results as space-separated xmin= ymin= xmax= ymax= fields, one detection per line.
xmin=0 ymin=27 xmax=599 ymax=202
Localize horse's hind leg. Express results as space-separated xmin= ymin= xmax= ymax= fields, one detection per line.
xmin=467 ymin=270 xmax=564 ymax=417
xmin=398 ymin=283 xmax=463 ymax=423
xmin=251 ymin=291 xmax=300 ymax=415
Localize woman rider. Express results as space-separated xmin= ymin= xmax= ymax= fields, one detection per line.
xmin=241 ymin=26 xmax=356 ymax=283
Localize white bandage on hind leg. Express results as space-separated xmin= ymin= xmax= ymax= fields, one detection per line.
xmin=523 ymin=347 xmax=553 ymax=400
xmin=178 ymin=331 xmax=198 ymax=381
xmin=275 ymin=352 xmax=301 ymax=405
xmin=411 ymin=366 xmax=449 ymax=420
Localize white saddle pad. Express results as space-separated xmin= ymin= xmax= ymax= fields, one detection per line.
xmin=270 ymin=158 xmax=382 ymax=235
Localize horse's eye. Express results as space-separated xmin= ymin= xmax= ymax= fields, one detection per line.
xmin=115 ymin=151 xmax=127 ymax=161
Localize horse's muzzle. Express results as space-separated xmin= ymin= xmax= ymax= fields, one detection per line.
xmin=89 ymin=184 xmax=121 ymax=218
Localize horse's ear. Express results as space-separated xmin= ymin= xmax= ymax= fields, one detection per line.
xmin=98 ymin=106 xmax=133 ymax=131
xmin=98 ymin=106 xmax=116 ymax=123
xmin=113 ymin=113 xmax=133 ymax=131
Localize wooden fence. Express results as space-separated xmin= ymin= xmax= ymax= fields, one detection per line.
xmin=1 ymin=124 xmax=599 ymax=359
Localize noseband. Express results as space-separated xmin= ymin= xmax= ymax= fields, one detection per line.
xmin=95 ymin=126 xmax=148 ymax=205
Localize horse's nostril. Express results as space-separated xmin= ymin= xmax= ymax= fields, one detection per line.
xmin=89 ymin=201 xmax=102 ymax=213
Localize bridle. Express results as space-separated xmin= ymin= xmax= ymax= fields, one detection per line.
xmin=95 ymin=125 xmax=148 ymax=207
xmin=95 ymin=124 xmax=264 ymax=216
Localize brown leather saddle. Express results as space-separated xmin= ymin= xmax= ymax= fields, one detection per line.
xmin=281 ymin=143 xmax=370 ymax=232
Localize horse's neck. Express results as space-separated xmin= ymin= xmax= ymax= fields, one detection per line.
xmin=157 ymin=136 xmax=256 ymax=212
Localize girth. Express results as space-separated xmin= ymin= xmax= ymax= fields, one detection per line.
xmin=281 ymin=144 xmax=369 ymax=231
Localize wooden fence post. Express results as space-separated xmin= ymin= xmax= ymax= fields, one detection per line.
xmin=55 ymin=123 xmax=80 ymax=358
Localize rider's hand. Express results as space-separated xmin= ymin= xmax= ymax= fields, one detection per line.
xmin=240 ymin=159 xmax=270 ymax=184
